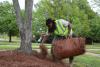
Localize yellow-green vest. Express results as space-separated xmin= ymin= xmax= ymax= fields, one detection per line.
xmin=54 ymin=20 xmax=68 ymax=36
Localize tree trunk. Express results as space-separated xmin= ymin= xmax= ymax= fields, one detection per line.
xmin=12 ymin=0 xmax=33 ymax=54
xmin=8 ymin=31 xmax=12 ymax=42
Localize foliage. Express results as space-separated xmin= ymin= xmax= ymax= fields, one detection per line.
xmin=33 ymin=0 xmax=100 ymax=42
xmin=89 ymin=16 xmax=100 ymax=42
xmin=0 ymin=1 xmax=19 ymax=37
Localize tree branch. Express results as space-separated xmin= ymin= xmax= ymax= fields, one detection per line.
xmin=12 ymin=0 xmax=23 ymax=29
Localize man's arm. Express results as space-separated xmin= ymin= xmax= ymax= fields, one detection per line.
xmin=40 ymin=33 xmax=51 ymax=43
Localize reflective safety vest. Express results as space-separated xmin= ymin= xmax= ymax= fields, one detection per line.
xmin=54 ymin=20 xmax=68 ymax=36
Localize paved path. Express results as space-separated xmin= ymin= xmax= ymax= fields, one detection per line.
xmin=87 ymin=49 xmax=100 ymax=50
xmin=85 ymin=52 xmax=100 ymax=57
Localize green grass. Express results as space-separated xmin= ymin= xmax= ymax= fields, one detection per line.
xmin=0 ymin=40 xmax=100 ymax=50
xmin=0 ymin=40 xmax=19 ymax=50
xmin=32 ymin=43 xmax=51 ymax=49
xmin=74 ymin=55 xmax=100 ymax=67
xmin=0 ymin=35 xmax=20 ymax=40
xmin=0 ymin=41 xmax=51 ymax=50
xmin=0 ymin=45 xmax=51 ymax=50
xmin=0 ymin=41 xmax=20 ymax=45
xmin=0 ymin=45 xmax=19 ymax=50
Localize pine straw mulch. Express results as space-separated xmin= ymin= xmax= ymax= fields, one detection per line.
xmin=0 ymin=50 xmax=70 ymax=67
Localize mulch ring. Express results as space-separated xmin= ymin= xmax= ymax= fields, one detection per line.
xmin=0 ymin=50 xmax=69 ymax=67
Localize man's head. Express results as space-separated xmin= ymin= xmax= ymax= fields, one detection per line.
xmin=46 ymin=18 xmax=54 ymax=28
xmin=46 ymin=18 xmax=56 ymax=33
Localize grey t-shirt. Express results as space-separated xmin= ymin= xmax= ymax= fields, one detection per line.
xmin=57 ymin=19 xmax=70 ymax=27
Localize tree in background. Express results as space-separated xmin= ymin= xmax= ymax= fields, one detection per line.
xmin=0 ymin=1 xmax=19 ymax=42
xmin=91 ymin=0 xmax=100 ymax=42
xmin=89 ymin=16 xmax=100 ymax=42
xmin=33 ymin=0 xmax=100 ymax=42
xmin=12 ymin=0 xmax=33 ymax=54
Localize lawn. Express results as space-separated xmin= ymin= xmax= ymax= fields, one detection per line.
xmin=74 ymin=55 xmax=100 ymax=67
xmin=0 ymin=40 xmax=100 ymax=51
xmin=0 ymin=41 xmax=51 ymax=50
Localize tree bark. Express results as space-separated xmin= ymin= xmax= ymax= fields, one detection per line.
xmin=12 ymin=0 xmax=33 ymax=54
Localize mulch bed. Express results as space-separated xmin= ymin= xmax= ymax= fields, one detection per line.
xmin=0 ymin=50 xmax=69 ymax=67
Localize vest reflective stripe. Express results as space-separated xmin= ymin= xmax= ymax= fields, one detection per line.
xmin=54 ymin=20 xmax=68 ymax=36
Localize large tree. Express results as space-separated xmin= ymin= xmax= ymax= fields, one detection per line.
xmin=12 ymin=0 xmax=33 ymax=54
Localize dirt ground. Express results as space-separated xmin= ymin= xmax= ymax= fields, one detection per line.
xmin=0 ymin=50 xmax=69 ymax=67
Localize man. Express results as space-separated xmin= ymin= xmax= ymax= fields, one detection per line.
xmin=39 ymin=18 xmax=74 ymax=67
xmin=46 ymin=18 xmax=74 ymax=67
xmin=46 ymin=18 xmax=72 ymax=38
xmin=38 ymin=18 xmax=72 ymax=42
